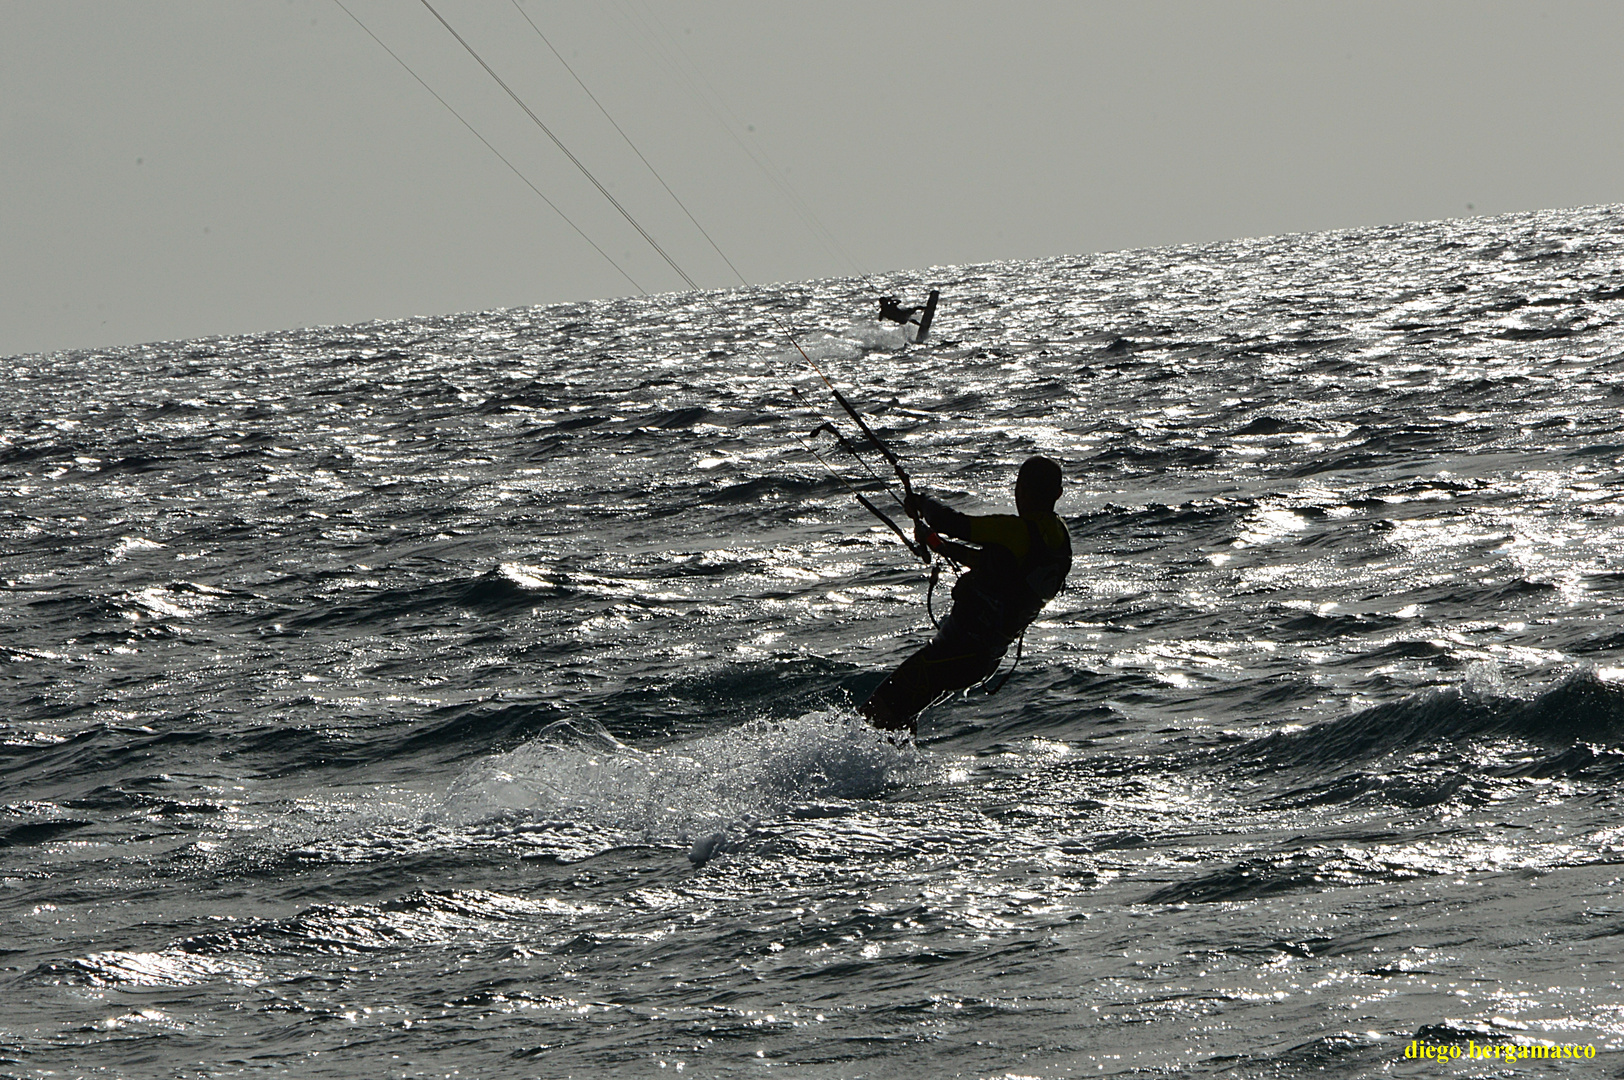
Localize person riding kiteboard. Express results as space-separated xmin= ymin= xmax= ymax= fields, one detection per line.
xmin=860 ymin=455 xmax=1072 ymax=736
xmin=877 ymin=296 xmax=922 ymax=324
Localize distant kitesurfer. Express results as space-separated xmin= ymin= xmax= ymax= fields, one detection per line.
xmin=860 ymin=455 xmax=1072 ymax=736
xmin=877 ymin=296 xmax=922 ymax=324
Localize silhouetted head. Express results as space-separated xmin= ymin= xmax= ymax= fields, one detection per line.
xmin=1015 ymin=455 xmax=1062 ymax=515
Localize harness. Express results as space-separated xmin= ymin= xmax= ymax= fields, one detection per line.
xmin=955 ymin=515 xmax=1072 ymax=693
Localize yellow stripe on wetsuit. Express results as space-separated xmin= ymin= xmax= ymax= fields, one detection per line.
xmin=967 ymin=513 xmax=1067 ymax=559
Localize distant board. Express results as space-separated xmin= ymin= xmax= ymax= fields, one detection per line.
xmin=910 ymin=289 xmax=940 ymax=344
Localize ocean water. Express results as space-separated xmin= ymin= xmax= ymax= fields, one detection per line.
xmin=5 ymin=204 xmax=1624 ymax=1078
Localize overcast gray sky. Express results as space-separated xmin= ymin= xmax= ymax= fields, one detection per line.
xmin=4 ymin=0 xmax=1622 ymax=358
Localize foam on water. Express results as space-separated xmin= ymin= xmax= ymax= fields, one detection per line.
xmin=774 ymin=320 xmax=912 ymax=367
xmin=439 ymin=710 xmax=925 ymax=849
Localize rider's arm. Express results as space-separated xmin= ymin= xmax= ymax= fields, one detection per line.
xmin=918 ymin=496 xmax=1031 ymax=559
xmin=917 ymin=495 xmax=972 ymax=539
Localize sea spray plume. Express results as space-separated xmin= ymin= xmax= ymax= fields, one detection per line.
xmin=439 ymin=712 xmax=927 ymax=856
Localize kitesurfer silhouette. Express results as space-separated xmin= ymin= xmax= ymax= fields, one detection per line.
xmin=877 ymin=296 xmax=922 ymax=324
xmin=860 ymin=455 xmax=1072 ymax=736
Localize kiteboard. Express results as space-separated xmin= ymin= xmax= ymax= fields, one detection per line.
xmin=908 ymin=289 xmax=940 ymax=344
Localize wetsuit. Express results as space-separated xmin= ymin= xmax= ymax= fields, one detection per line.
xmin=864 ymin=495 xmax=1072 ymax=732
xmin=878 ymin=297 xmax=921 ymax=324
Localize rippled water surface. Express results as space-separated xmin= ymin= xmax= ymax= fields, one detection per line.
xmin=6 ymin=205 xmax=1624 ymax=1077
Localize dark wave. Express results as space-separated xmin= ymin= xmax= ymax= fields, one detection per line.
xmin=1236 ymin=668 xmax=1624 ymax=773
xmin=1 ymin=818 xmax=95 ymax=847
xmin=283 ymin=568 xmax=563 ymax=631
xmin=1144 ymin=846 xmax=1427 ymax=904
xmin=1233 ymin=415 xmax=1326 ymax=436
xmin=0 ymin=724 xmax=217 ymax=793
xmin=1082 ymin=444 xmax=1221 ymax=470
xmin=599 ymin=656 xmax=865 ymax=739
xmin=0 ymin=441 xmax=79 ymax=466
xmin=383 ymin=699 xmax=573 ymax=761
